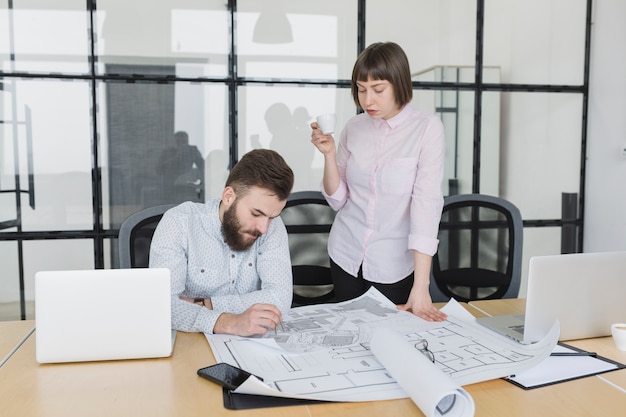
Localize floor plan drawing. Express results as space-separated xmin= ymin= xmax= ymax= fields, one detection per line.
xmin=206 ymin=288 xmax=559 ymax=402
xmin=263 ymin=288 xmax=439 ymax=353
xmin=402 ymin=321 xmax=533 ymax=377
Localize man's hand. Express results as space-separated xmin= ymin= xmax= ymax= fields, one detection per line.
xmin=213 ymin=303 xmax=282 ymax=336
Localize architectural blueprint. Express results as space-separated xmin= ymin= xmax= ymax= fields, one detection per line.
xmin=205 ymin=288 xmax=559 ymax=415
xmin=262 ymin=287 xmax=443 ymax=353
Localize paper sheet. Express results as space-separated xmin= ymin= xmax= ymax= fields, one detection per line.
xmin=371 ymin=327 xmax=475 ymax=417
xmin=205 ymin=288 xmax=559 ymax=415
xmin=506 ymin=343 xmax=623 ymax=389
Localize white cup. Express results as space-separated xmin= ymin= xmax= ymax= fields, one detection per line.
xmin=316 ymin=113 xmax=336 ymax=135
xmin=611 ymin=323 xmax=626 ymax=351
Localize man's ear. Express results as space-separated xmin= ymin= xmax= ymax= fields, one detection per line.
xmin=221 ymin=186 xmax=236 ymax=207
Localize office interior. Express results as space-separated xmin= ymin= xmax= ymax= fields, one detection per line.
xmin=0 ymin=0 xmax=624 ymax=322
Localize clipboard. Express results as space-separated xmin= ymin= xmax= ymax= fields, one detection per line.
xmin=505 ymin=342 xmax=626 ymax=390
xmin=222 ymin=387 xmax=331 ymax=409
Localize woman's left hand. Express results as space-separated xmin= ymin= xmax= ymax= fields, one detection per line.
xmin=398 ymin=289 xmax=447 ymax=322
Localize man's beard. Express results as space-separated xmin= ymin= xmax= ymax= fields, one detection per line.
xmin=221 ymin=200 xmax=261 ymax=252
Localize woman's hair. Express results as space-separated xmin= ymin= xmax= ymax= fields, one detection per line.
xmin=225 ymin=149 xmax=294 ymax=201
xmin=351 ymin=42 xmax=413 ymax=110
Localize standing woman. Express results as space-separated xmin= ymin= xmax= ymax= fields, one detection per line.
xmin=311 ymin=42 xmax=446 ymax=321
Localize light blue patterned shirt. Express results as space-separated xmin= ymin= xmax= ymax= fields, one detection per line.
xmin=149 ymin=199 xmax=293 ymax=334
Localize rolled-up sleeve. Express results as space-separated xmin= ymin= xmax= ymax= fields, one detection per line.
xmin=408 ymin=116 xmax=445 ymax=256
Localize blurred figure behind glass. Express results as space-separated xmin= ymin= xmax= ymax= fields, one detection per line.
xmin=157 ymin=131 xmax=205 ymax=203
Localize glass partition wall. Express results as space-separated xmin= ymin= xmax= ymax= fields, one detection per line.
xmin=0 ymin=0 xmax=591 ymax=319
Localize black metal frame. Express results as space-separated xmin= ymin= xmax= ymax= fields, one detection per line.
xmin=0 ymin=0 xmax=593 ymax=319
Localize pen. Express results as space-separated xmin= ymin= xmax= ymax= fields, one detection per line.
xmin=550 ymin=352 xmax=597 ymax=357
xmin=274 ymin=320 xmax=284 ymax=335
xmin=279 ymin=320 xmax=285 ymax=332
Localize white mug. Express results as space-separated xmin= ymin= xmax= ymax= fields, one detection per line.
xmin=316 ymin=113 xmax=336 ymax=135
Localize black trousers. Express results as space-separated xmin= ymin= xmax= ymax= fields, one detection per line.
xmin=330 ymin=259 xmax=414 ymax=304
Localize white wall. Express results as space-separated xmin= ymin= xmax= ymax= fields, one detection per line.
xmin=584 ymin=0 xmax=626 ymax=252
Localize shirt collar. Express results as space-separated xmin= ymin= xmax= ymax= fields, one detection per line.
xmin=206 ymin=198 xmax=223 ymax=238
xmin=371 ymin=104 xmax=411 ymax=130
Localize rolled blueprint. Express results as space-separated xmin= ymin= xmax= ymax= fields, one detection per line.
xmin=371 ymin=327 xmax=475 ymax=417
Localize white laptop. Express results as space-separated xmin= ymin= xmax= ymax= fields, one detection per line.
xmin=35 ymin=268 xmax=173 ymax=363
xmin=476 ymin=251 xmax=626 ymax=344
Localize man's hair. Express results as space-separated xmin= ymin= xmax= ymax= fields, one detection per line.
xmin=351 ymin=42 xmax=413 ymax=110
xmin=225 ymin=149 xmax=294 ymax=201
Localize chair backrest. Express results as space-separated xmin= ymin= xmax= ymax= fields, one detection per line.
xmin=281 ymin=191 xmax=336 ymax=306
xmin=118 ymin=204 xmax=177 ymax=268
xmin=430 ymin=194 xmax=523 ymax=302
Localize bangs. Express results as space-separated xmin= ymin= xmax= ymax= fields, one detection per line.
xmin=354 ymin=57 xmax=390 ymax=82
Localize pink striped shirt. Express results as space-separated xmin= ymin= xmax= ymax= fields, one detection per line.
xmin=322 ymin=105 xmax=445 ymax=284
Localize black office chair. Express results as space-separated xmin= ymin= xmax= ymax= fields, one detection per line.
xmin=430 ymin=194 xmax=523 ymax=302
xmin=118 ymin=204 xmax=177 ymax=268
xmin=281 ymin=191 xmax=337 ymax=307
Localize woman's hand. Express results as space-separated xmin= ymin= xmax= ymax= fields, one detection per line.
xmin=398 ymin=288 xmax=447 ymax=322
xmin=310 ymin=122 xmax=337 ymax=156
xmin=400 ymin=251 xmax=447 ymax=321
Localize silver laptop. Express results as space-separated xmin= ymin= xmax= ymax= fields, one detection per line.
xmin=477 ymin=251 xmax=626 ymax=344
xmin=35 ymin=268 xmax=173 ymax=363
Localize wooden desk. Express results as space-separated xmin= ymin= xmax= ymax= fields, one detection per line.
xmin=0 ymin=320 xmax=35 ymax=367
xmin=469 ymin=298 xmax=626 ymax=393
xmin=1 ymin=301 xmax=626 ymax=417
xmin=0 ymin=331 xmax=309 ymax=417
xmin=468 ymin=298 xmax=527 ymax=317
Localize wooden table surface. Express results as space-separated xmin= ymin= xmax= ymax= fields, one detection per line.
xmin=1 ymin=300 xmax=625 ymax=417
xmin=0 ymin=320 xmax=35 ymax=367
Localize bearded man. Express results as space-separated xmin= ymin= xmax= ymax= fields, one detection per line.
xmin=150 ymin=149 xmax=294 ymax=336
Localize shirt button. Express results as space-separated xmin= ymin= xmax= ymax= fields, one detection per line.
xmin=231 ymin=280 xmax=235 ymax=284
xmin=248 ymin=263 xmax=252 ymax=267
xmin=200 ymin=269 xmax=205 ymax=273
xmin=231 ymin=254 xmax=235 ymax=258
